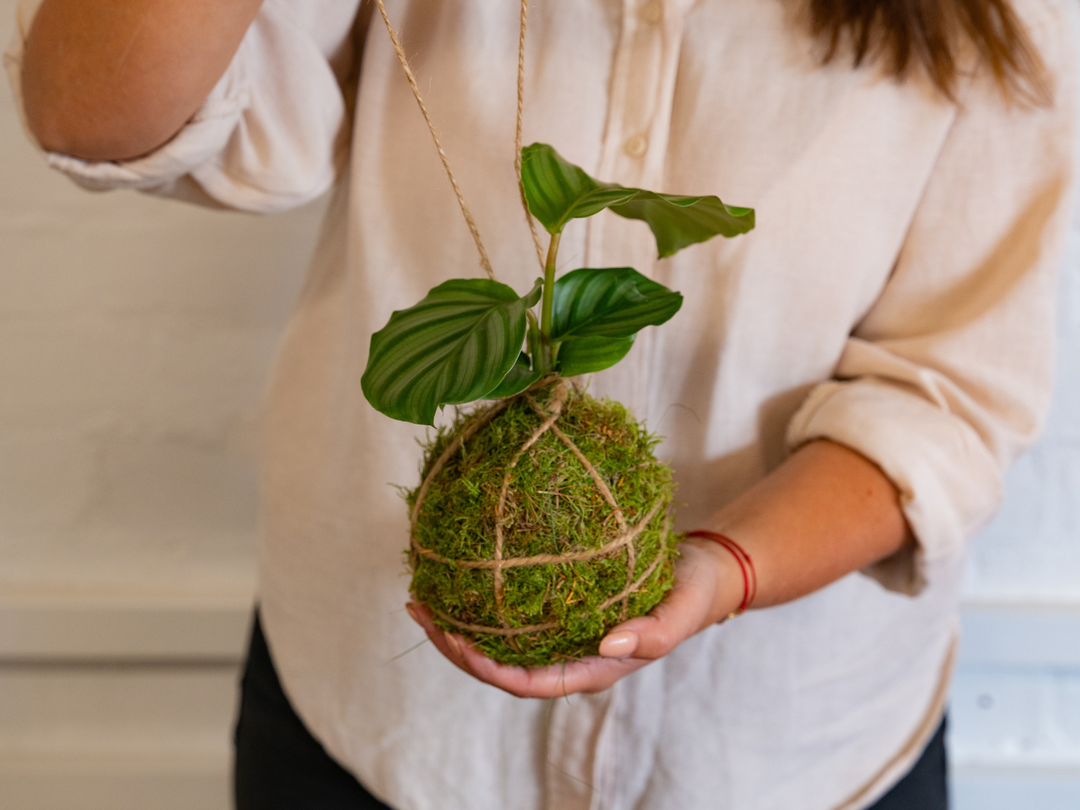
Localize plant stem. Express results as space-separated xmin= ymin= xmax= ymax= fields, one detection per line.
xmin=539 ymin=231 xmax=562 ymax=372
xmin=525 ymin=308 xmax=541 ymax=366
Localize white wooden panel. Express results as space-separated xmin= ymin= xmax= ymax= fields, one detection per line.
xmin=0 ymin=594 xmax=246 ymax=810
xmin=958 ymin=603 xmax=1080 ymax=668
xmin=0 ymin=755 xmax=230 ymax=810
xmin=951 ymin=603 xmax=1080 ymax=810
xmin=952 ymin=767 xmax=1080 ymax=810
xmin=0 ymin=665 xmax=239 ymax=750
xmin=0 ymin=594 xmax=251 ymax=662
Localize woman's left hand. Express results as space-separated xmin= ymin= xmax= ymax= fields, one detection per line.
xmin=406 ymin=538 xmax=741 ymax=698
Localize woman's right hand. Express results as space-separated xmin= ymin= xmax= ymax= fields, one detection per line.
xmin=406 ymin=538 xmax=745 ymax=698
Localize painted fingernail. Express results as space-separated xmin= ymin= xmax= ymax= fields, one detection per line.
xmin=446 ymin=634 xmax=464 ymax=658
xmin=599 ymin=630 xmax=638 ymax=658
xmin=405 ymin=602 xmax=420 ymax=623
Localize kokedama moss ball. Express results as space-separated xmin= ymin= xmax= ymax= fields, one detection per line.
xmin=407 ymin=379 xmax=678 ymax=667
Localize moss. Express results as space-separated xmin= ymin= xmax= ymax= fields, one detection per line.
xmin=407 ymin=380 xmax=677 ymax=667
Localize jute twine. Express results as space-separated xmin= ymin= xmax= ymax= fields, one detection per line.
xmin=410 ymin=380 xmax=673 ymax=638
xmin=372 ymin=0 xmax=546 ymax=276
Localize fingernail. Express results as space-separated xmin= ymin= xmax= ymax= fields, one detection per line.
xmin=446 ymin=634 xmax=463 ymax=658
xmin=599 ymin=630 xmax=638 ymax=658
xmin=405 ymin=602 xmax=420 ymax=623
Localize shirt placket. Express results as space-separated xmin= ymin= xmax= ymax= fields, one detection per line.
xmin=590 ymin=0 xmax=690 ymax=202
xmin=583 ymin=0 xmax=690 ymax=418
xmin=542 ymin=4 xmax=689 ymax=810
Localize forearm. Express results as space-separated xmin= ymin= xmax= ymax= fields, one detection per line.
xmin=21 ymin=0 xmax=264 ymax=160
xmin=697 ymin=439 xmax=912 ymax=620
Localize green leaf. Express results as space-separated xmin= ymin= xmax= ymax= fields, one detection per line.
xmin=550 ymin=267 xmax=683 ymax=341
xmin=361 ymin=279 xmax=542 ymax=425
xmin=487 ymin=352 xmax=540 ymax=398
xmin=521 ymin=143 xmax=754 ymax=256
xmin=557 ymin=336 xmax=635 ymax=376
xmin=520 ymin=144 xmax=636 ymax=234
xmin=610 ymin=193 xmax=755 ymax=258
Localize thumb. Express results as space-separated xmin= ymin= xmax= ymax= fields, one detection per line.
xmin=598 ymin=544 xmax=722 ymax=661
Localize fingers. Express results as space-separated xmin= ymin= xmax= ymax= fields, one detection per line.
xmin=405 ymin=601 xmax=650 ymax=697
xmin=460 ymin=648 xmax=648 ymax=698
xmin=598 ymin=542 xmax=729 ymax=661
xmin=598 ymin=629 xmax=638 ymax=657
xmin=406 ymin=602 xmax=473 ymax=676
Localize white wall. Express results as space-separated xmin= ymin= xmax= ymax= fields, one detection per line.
xmin=1 ymin=3 xmax=323 ymax=806
xmin=2 ymin=2 xmax=1080 ymax=808
xmin=949 ymin=190 xmax=1080 ymax=809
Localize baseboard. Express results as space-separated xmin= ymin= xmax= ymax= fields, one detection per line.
xmin=950 ymin=601 xmax=1080 ymax=809
xmin=952 ymin=765 xmax=1080 ymax=810
xmin=0 ymin=753 xmax=230 ymax=810
xmin=0 ymin=585 xmax=247 ymax=810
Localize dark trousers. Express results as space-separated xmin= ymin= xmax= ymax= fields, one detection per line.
xmin=233 ymin=614 xmax=948 ymax=809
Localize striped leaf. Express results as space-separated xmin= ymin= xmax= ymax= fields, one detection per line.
xmin=550 ymin=267 xmax=683 ymax=341
xmin=520 ymin=144 xmax=635 ymax=234
xmin=557 ymin=336 xmax=636 ymax=376
xmin=487 ymin=352 xmax=540 ymax=398
xmin=362 ymin=279 xmax=542 ymax=425
xmin=521 ymin=143 xmax=755 ymax=255
xmin=610 ymin=193 xmax=755 ymax=258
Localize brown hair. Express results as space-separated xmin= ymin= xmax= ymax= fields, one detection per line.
xmin=805 ymin=0 xmax=1049 ymax=102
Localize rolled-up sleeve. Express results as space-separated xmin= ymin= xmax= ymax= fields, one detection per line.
xmin=786 ymin=11 xmax=1078 ymax=594
xmin=5 ymin=0 xmax=361 ymax=212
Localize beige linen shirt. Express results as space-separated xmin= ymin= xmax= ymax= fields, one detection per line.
xmin=8 ymin=1 xmax=1078 ymax=808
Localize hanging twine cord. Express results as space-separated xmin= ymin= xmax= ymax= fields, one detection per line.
xmin=514 ymin=0 xmax=547 ymax=269
xmin=373 ymin=0 xmax=545 ymax=278
xmin=410 ymin=381 xmax=673 ymax=638
xmin=372 ymin=0 xmax=495 ymax=280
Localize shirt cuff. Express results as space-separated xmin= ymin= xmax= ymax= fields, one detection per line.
xmin=787 ymin=378 xmax=1005 ymax=595
xmin=41 ymin=79 xmax=252 ymax=196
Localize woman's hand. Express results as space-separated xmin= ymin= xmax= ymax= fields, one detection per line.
xmin=406 ymin=538 xmax=744 ymax=698
xmin=407 ymin=439 xmax=913 ymax=698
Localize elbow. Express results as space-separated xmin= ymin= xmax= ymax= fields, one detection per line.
xmin=22 ymin=84 xmax=179 ymax=162
xmin=18 ymin=1 xmax=197 ymax=162
xmin=21 ymin=86 xmax=82 ymax=156
xmin=20 ymin=57 xmax=183 ymax=162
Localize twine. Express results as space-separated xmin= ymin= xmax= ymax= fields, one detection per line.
xmin=428 ymin=537 xmax=670 ymax=637
xmin=373 ymin=0 xmax=545 ymax=277
xmin=414 ymin=500 xmax=662 ymax=571
xmin=410 ymin=381 xmax=673 ymax=638
xmin=514 ymin=0 xmax=547 ymax=269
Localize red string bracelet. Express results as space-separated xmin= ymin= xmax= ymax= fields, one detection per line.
xmin=684 ymin=530 xmax=757 ymax=622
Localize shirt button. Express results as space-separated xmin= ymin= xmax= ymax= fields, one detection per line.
xmin=623 ymin=133 xmax=648 ymax=158
xmin=640 ymin=0 xmax=664 ymax=24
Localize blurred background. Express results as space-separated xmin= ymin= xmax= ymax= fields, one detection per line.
xmin=2 ymin=2 xmax=1080 ymax=808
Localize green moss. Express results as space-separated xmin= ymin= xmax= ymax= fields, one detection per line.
xmin=407 ymin=380 xmax=677 ymax=667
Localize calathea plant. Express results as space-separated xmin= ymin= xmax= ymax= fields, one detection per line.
xmin=361 ymin=143 xmax=754 ymax=666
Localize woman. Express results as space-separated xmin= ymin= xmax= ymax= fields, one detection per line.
xmin=11 ymin=0 xmax=1076 ymax=807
